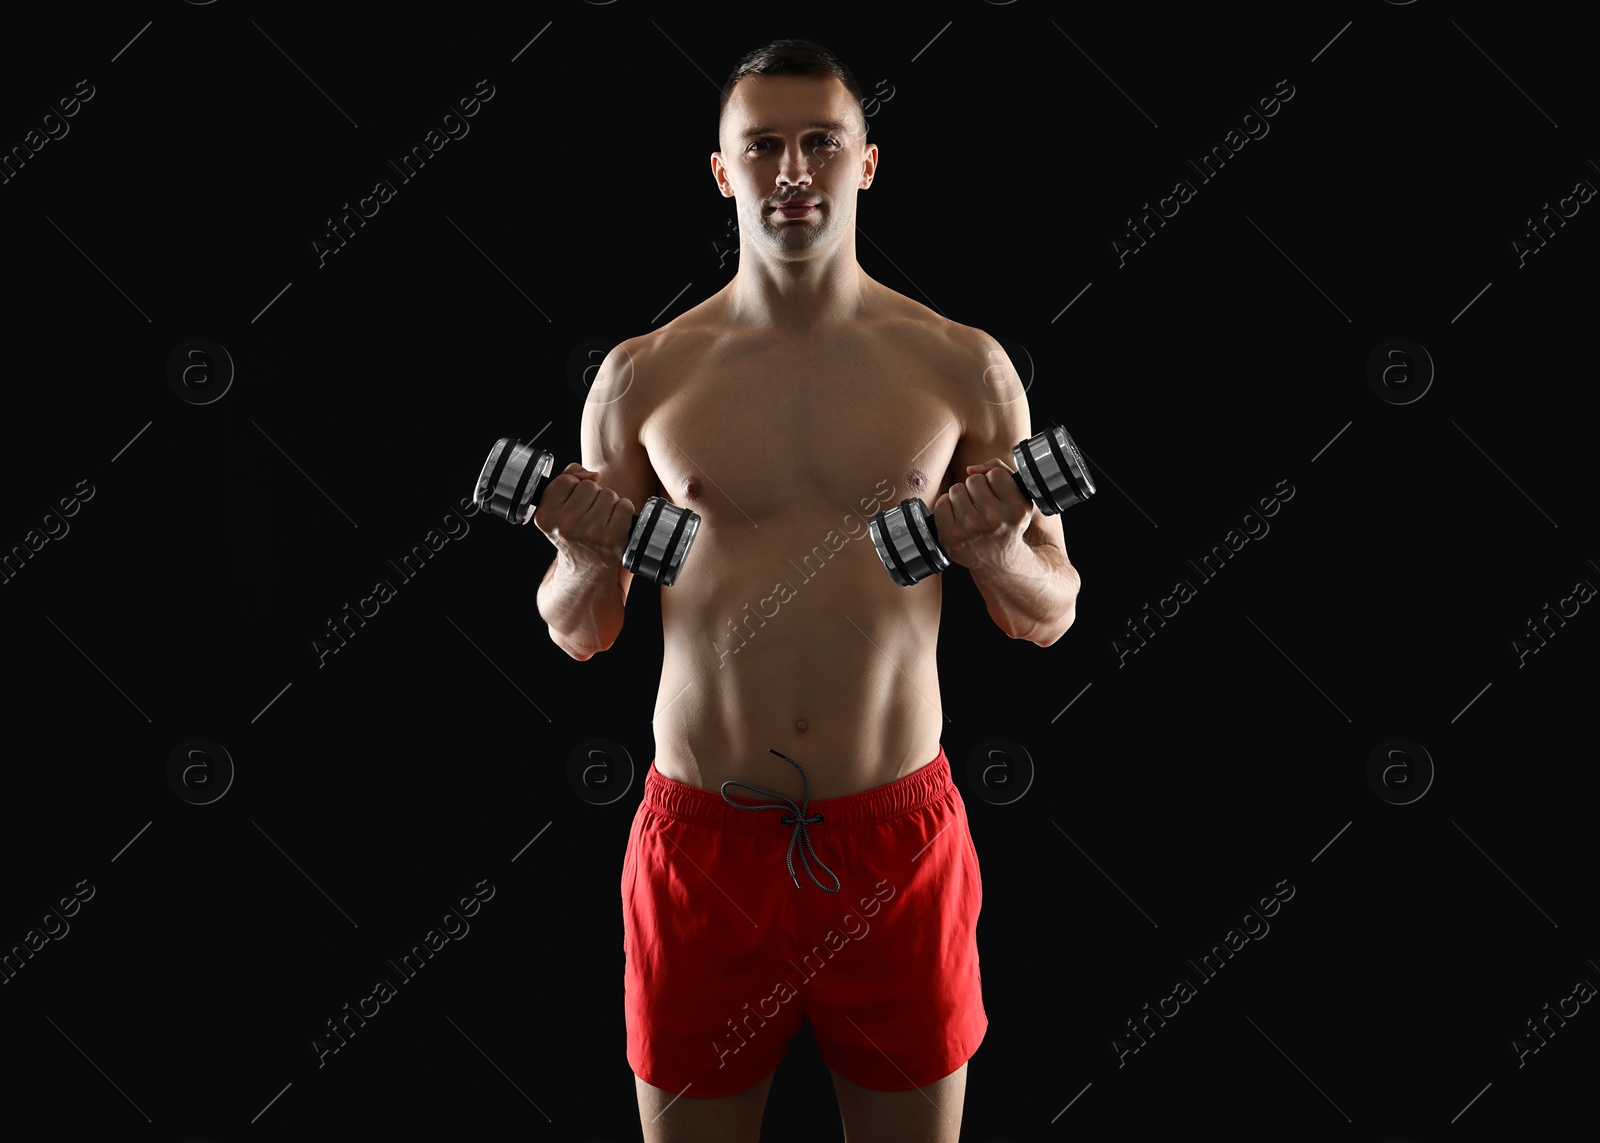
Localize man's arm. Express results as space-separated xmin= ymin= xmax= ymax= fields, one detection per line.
xmin=536 ymin=340 xmax=660 ymax=659
xmin=936 ymin=329 xmax=1081 ymax=647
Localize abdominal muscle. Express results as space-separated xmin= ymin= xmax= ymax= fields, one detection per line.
xmin=647 ymin=513 xmax=947 ymax=801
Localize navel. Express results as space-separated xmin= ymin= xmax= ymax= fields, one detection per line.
xmin=794 ymin=718 xmax=808 ymax=735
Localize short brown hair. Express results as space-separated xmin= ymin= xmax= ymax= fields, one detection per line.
xmin=719 ymin=38 xmax=869 ymax=146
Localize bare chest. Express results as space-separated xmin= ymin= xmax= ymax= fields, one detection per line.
xmin=640 ymin=325 xmax=967 ymax=533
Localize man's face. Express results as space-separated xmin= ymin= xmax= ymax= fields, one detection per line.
xmin=712 ymin=74 xmax=877 ymax=255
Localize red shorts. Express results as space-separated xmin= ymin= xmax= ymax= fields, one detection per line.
xmin=621 ymin=744 xmax=986 ymax=1098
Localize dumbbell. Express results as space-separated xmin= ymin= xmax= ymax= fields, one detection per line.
xmin=868 ymin=423 xmax=1094 ymax=588
xmin=473 ymin=437 xmax=700 ymax=587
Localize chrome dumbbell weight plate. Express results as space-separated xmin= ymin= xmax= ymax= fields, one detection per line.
xmin=621 ymin=495 xmax=699 ymax=587
xmin=475 ymin=437 xmax=554 ymax=526
xmin=473 ymin=436 xmax=700 ymax=586
xmin=868 ymin=423 xmax=1095 ymax=588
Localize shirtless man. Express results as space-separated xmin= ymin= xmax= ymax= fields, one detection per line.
xmin=535 ymin=39 xmax=1080 ymax=1143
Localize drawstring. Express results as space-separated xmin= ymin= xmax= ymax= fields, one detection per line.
xmin=720 ymin=749 xmax=841 ymax=893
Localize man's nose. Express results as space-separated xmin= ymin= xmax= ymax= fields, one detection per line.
xmin=776 ymin=143 xmax=813 ymax=186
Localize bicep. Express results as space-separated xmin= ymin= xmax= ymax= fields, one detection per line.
xmin=946 ymin=328 xmax=1071 ymax=560
xmin=579 ymin=339 xmax=661 ymax=607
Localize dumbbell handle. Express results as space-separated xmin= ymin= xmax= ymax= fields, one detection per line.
xmin=474 ymin=438 xmax=699 ymax=586
xmin=869 ymin=422 xmax=1093 ymax=588
xmin=880 ymin=466 xmax=1033 ymax=557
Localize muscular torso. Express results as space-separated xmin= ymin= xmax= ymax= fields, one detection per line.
xmin=633 ymin=280 xmax=974 ymax=800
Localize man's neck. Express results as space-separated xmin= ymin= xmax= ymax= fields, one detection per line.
xmin=725 ymin=261 xmax=870 ymax=335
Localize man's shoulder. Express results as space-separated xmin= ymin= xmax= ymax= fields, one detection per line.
xmin=627 ymin=300 xmax=724 ymax=362
xmin=607 ymin=317 xmax=718 ymax=389
xmin=627 ymin=282 xmax=993 ymax=364
xmin=925 ymin=315 xmax=1001 ymax=361
xmin=890 ymin=313 xmax=1004 ymax=408
xmin=868 ymin=288 xmax=991 ymax=355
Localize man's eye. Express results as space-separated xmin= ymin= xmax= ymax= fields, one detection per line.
xmin=748 ymin=137 xmax=840 ymax=152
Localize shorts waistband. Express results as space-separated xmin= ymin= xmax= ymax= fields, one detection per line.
xmin=642 ymin=744 xmax=951 ymax=834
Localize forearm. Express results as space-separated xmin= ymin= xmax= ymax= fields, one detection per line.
xmin=967 ymin=542 xmax=1080 ymax=646
xmin=537 ymin=552 xmax=624 ymax=659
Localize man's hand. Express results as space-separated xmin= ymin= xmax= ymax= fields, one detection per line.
xmin=932 ymin=458 xmax=1034 ymax=573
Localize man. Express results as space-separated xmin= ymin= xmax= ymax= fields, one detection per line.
xmin=535 ymin=38 xmax=1080 ymax=1143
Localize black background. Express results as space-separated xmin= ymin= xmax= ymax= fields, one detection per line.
xmin=1 ymin=3 xmax=1594 ymax=1141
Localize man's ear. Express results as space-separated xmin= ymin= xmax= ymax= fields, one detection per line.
xmin=710 ymin=152 xmax=732 ymax=197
